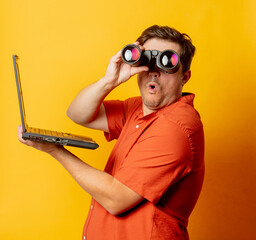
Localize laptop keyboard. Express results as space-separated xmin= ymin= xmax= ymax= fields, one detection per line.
xmin=27 ymin=127 xmax=93 ymax=141
xmin=28 ymin=127 xmax=68 ymax=137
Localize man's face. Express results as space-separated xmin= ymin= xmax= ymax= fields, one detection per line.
xmin=137 ymin=38 xmax=191 ymax=115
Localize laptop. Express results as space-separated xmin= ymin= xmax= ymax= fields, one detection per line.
xmin=13 ymin=55 xmax=99 ymax=150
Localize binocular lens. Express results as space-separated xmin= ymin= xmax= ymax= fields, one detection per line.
xmin=160 ymin=51 xmax=178 ymax=68
xmin=121 ymin=44 xmax=180 ymax=73
xmin=122 ymin=45 xmax=141 ymax=63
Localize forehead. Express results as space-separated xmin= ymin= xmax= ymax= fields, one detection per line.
xmin=143 ymin=38 xmax=181 ymax=54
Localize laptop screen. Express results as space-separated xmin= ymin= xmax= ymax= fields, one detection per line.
xmin=13 ymin=55 xmax=28 ymax=131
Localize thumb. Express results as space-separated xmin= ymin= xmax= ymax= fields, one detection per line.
xmin=130 ymin=66 xmax=149 ymax=76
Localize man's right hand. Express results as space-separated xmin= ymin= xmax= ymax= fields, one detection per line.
xmin=67 ymin=43 xmax=148 ymax=132
xmin=103 ymin=42 xmax=149 ymax=89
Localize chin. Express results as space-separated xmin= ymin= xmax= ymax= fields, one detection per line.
xmin=143 ymin=99 xmax=162 ymax=110
xmin=142 ymin=92 xmax=161 ymax=104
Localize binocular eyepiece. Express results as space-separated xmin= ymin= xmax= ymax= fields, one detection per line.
xmin=121 ymin=44 xmax=180 ymax=74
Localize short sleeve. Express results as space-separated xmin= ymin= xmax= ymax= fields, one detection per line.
xmin=103 ymin=97 xmax=142 ymax=141
xmin=103 ymin=100 xmax=126 ymax=141
xmin=113 ymin=120 xmax=192 ymax=205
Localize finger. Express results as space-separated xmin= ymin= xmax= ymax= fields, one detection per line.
xmin=132 ymin=41 xmax=145 ymax=51
xmin=17 ymin=125 xmax=24 ymax=142
xmin=110 ymin=49 xmax=123 ymax=64
xmin=17 ymin=125 xmax=32 ymax=146
xmin=130 ymin=66 xmax=149 ymax=76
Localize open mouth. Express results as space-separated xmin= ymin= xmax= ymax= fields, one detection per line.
xmin=149 ymin=84 xmax=156 ymax=90
xmin=147 ymin=81 xmax=158 ymax=92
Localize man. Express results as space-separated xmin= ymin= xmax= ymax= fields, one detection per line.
xmin=18 ymin=25 xmax=204 ymax=240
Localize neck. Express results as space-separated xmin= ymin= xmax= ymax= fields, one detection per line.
xmin=142 ymin=93 xmax=183 ymax=116
xmin=142 ymin=105 xmax=156 ymax=116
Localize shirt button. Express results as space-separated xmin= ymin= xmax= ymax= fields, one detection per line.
xmin=83 ymin=236 xmax=86 ymax=240
xmin=91 ymin=205 xmax=93 ymax=209
xmin=136 ymin=125 xmax=139 ymax=128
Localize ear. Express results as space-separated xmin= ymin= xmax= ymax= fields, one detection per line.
xmin=182 ymin=70 xmax=191 ymax=86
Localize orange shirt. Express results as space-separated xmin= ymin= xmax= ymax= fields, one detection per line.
xmin=82 ymin=93 xmax=204 ymax=240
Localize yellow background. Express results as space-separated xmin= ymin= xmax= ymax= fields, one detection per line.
xmin=1 ymin=0 xmax=255 ymax=239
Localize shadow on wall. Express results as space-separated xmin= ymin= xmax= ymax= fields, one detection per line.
xmin=192 ymin=66 xmax=256 ymax=240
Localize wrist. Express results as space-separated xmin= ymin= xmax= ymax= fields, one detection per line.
xmin=98 ymin=76 xmax=118 ymax=93
xmin=48 ymin=145 xmax=69 ymax=159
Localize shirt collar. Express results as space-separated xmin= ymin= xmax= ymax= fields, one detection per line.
xmin=177 ymin=92 xmax=195 ymax=106
xmin=138 ymin=92 xmax=195 ymax=120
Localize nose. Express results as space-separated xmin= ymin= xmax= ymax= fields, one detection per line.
xmin=147 ymin=57 xmax=160 ymax=77
xmin=149 ymin=69 xmax=160 ymax=78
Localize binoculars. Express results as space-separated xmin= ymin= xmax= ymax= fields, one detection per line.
xmin=121 ymin=44 xmax=180 ymax=74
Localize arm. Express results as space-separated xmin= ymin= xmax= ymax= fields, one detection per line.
xmin=67 ymin=44 xmax=148 ymax=132
xmin=49 ymin=145 xmax=144 ymax=215
xmin=17 ymin=45 xmax=148 ymax=215
xmin=18 ymin=126 xmax=143 ymax=215
xmin=66 ymin=77 xmax=111 ymax=132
